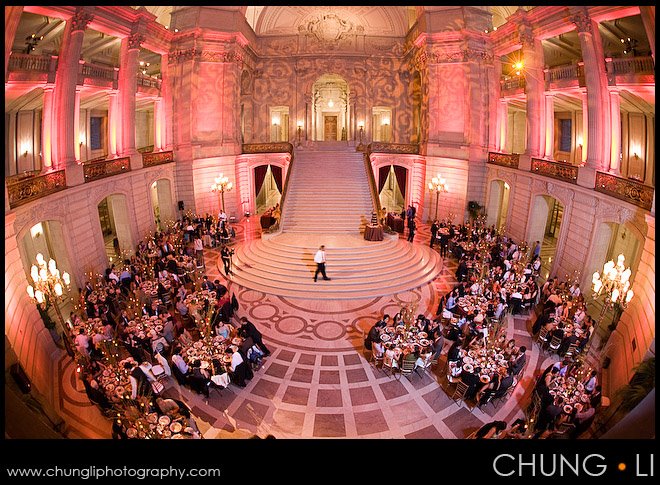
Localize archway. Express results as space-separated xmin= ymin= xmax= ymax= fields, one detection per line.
xmin=527 ymin=194 xmax=564 ymax=281
xmin=486 ymin=179 xmax=510 ymax=232
xmin=150 ymin=179 xmax=175 ymax=231
xmin=378 ymin=165 xmax=407 ymax=214
xmin=311 ymin=74 xmax=350 ymax=141
xmin=254 ymin=164 xmax=283 ymax=214
xmin=97 ymin=194 xmax=134 ymax=264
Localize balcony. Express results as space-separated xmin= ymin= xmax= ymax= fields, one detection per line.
xmin=6 ymin=169 xmax=67 ymax=209
xmin=242 ymin=142 xmax=293 ymax=155
xmin=531 ymin=158 xmax=578 ymax=184
xmin=606 ymin=56 xmax=655 ymax=86
xmin=487 ymin=152 xmax=520 ymax=169
xmin=83 ymin=157 xmax=131 ymax=183
xmin=78 ymin=61 xmax=118 ymax=89
xmin=500 ymin=76 xmax=525 ymax=97
xmin=544 ymin=63 xmax=585 ymax=90
xmin=367 ymin=143 xmax=419 ymax=155
xmin=5 ymin=52 xmax=57 ymax=83
xmin=142 ymin=150 xmax=174 ymax=167
xmin=136 ymin=73 xmax=161 ymax=95
xmin=595 ymin=172 xmax=653 ymax=211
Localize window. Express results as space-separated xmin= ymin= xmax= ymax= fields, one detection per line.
xmin=559 ymin=119 xmax=572 ymax=152
xmin=90 ymin=117 xmax=103 ymax=150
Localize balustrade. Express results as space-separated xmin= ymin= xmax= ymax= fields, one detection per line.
xmin=487 ymin=152 xmax=520 ymax=169
xmin=595 ymin=172 xmax=653 ymax=211
xmin=367 ymin=142 xmax=419 ymax=155
xmin=83 ymin=157 xmax=131 ymax=183
xmin=242 ymin=142 xmax=293 ymax=154
xmin=6 ymin=170 xmax=66 ymax=209
xmin=531 ymin=158 xmax=578 ymax=184
xmin=142 ymin=150 xmax=174 ymax=167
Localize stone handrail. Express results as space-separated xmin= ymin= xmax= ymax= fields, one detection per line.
xmin=607 ymin=56 xmax=654 ymax=75
xmin=242 ymin=142 xmax=294 ymax=155
xmin=488 ymin=151 xmax=520 ymax=169
xmin=6 ymin=169 xmax=67 ymax=209
xmin=363 ymin=153 xmax=382 ymax=221
xmin=531 ymin=158 xmax=578 ymax=184
xmin=136 ymin=73 xmax=161 ymax=90
xmin=80 ymin=62 xmax=116 ymax=81
xmin=367 ymin=142 xmax=419 ymax=155
xmin=595 ymin=172 xmax=653 ymax=211
xmin=500 ymin=76 xmax=526 ymax=94
xmin=83 ymin=157 xmax=131 ymax=183
xmin=142 ymin=150 xmax=174 ymax=167
xmin=8 ymin=52 xmax=53 ymax=72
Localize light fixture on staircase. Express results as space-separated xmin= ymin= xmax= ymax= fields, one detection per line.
xmin=296 ymin=120 xmax=303 ymax=147
xmin=356 ymin=121 xmax=365 ymax=152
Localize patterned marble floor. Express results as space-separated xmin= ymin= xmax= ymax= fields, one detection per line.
xmin=54 ymin=218 xmax=558 ymax=439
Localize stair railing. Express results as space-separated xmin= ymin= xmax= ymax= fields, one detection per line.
xmin=269 ymin=152 xmax=295 ymax=236
xmin=362 ymin=149 xmax=381 ymax=225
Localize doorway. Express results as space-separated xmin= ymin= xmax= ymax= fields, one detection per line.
xmin=98 ymin=194 xmax=134 ymax=265
xmin=486 ymin=180 xmax=510 ymax=232
xmin=378 ymin=165 xmax=407 ymax=214
xmin=527 ymin=195 xmax=564 ymax=281
xmin=324 ymin=116 xmax=338 ymax=141
xmin=150 ymin=179 xmax=175 ymax=231
xmin=254 ymin=164 xmax=283 ymax=214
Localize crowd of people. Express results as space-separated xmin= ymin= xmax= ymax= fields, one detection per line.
xmin=65 ymin=212 xmax=266 ymax=439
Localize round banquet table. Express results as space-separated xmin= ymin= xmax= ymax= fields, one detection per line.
xmin=386 ymin=213 xmax=405 ymax=233
xmin=364 ymin=224 xmax=384 ymax=241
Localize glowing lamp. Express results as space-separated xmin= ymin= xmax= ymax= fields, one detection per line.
xmin=54 ymin=283 xmax=63 ymax=296
xmin=31 ymin=265 xmax=39 ymax=283
xmin=39 ymin=268 xmax=48 ymax=281
xmin=357 ymin=121 xmax=364 ymax=129
xmin=610 ymin=289 xmax=619 ymax=303
xmin=592 ymin=272 xmax=600 ymax=284
xmin=63 ymin=272 xmax=70 ymax=286
xmin=27 ymin=286 xmax=34 ymax=299
xmin=625 ymin=289 xmax=634 ymax=303
xmin=48 ymin=259 xmax=57 ymax=275
xmin=35 ymin=290 xmax=44 ymax=304
xmin=36 ymin=253 xmax=45 ymax=265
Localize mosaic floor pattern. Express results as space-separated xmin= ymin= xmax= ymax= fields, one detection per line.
xmin=55 ymin=218 xmax=556 ymax=439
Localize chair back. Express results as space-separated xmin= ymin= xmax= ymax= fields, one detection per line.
xmin=451 ymin=381 xmax=469 ymax=401
xmin=537 ymin=327 xmax=549 ymax=344
xmin=564 ymin=343 xmax=579 ymax=358
xmin=548 ymin=334 xmax=562 ymax=350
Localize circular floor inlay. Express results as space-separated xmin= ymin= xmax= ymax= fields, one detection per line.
xmin=249 ymin=303 xmax=279 ymax=320
xmin=238 ymin=288 xmax=266 ymax=303
xmin=276 ymin=316 xmax=307 ymax=335
xmin=312 ymin=320 xmax=347 ymax=341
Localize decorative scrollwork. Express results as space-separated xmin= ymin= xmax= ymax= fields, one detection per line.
xmin=127 ymin=33 xmax=146 ymax=50
xmin=70 ymin=9 xmax=94 ymax=32
xmin=142 ymin=151 xmax=174 ymax=167
xmin=531 ymin=158 xmax=578 ymax=184
xmin=7 ymin=170 xmax=67 ymax=209
xmin=367 ymin=143 xmax=419 ymax=155
xmin=595 ymin=171 xmax=653 ymax=211
xmin=242 ymin=143 xmax=293 ymax=155
xmin=488 ymin=152 xmax=520 ymax=169
xmin=83 ymin=157 xmax=131 ymax=183
xmin=570 ymin=9 xmax=593 ymax=35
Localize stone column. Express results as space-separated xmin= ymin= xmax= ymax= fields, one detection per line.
xmin=609 ymin=89 xmax=621 ymax=174
xmin=107 ymin=90 xmax=119 ymax=157
xmin=159 ymin=53 xmax=173 ymax=150
xmin=53 ymin=7 xmax=93 ymax=186
xmin=4 ymin=6 xmax=23 ymax=77
xmin=153 ymin=97 xmax=163 ymax=151
xmin=73 ymin=86 xmax=82 ymax=161
xmin=7 ymin=111 xmax=17 ymax=175
xmin=519 ymin=26 xmax=545 ymax=171
xmin=643 ymin=114 xmax=654 ymax=187
xmin=571 ymin=8 xmax=611 ymax=188
xmin=118 ymin=33 xmax=144 ymax=169
xmin=544 ymin=93 xmax=554 ymax=159
xmin=580 ymin=90 xmax=588 ymax=164
xmin=498 ymin=100 xmax=508 ymax=152
xmin=41 ymin=85 xmax=55 ymax=171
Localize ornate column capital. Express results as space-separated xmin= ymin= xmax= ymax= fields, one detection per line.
xmin=70 ymin=8 xmax=94 ymax=32
xmin=518 ymin=24 xmax=535 ymax=50
xmin=127 ymin=32 xmax=146 ymax=50
xmin=570 ymin=9 xmax=593 ymax=35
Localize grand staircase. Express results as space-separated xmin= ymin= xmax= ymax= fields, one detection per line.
xmin=225 ymin=145 xmax=441 ymax=299
xmin=280 ymin=149 xmax=373 ymax=233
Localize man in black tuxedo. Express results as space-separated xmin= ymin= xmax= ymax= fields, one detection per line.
xmin=430 ymin=220 xmax=439 ymax=248
xmin=239 ymin=317 xmax=270 ymax=356
xmin=509 ymin=346 xmax=527 ymax=376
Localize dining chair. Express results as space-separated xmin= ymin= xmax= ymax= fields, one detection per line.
xmin=536 ymin=327 xmax=549 ymax=349
xmin=547 ymin=335 xmax=563 ymax=353
xmin=450 ymin=381 xmax=470 ymax=403
xmin=399 ymin=358 xmax=418 ymax=381
xmin=370 ymin=350 xmax=384 ymax=370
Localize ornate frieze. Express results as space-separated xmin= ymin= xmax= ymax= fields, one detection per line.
xmin=7 ymin=170 xmax=67 ymax=209
xmin=570 ymin=9 xmax=593 ymax=35
xmin=168 ymin=48 xmax=199 ymax=64
xmin=367 ymin=142 xmax=419 ymax=155
xmin=594 ymin=171 xmax=653 ymax=211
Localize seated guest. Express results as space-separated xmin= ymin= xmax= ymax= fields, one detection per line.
xmin=226 ymin=347 xmax=248 ymax=388
xmin=474 ymin=420 xmax=508 ymax=439
xmin=509 ymin=346 xmax=527 ymax=376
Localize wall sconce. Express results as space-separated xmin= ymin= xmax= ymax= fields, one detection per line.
xmin=296 ymin=120 xmax=303 ymax=147
xmin=633 ymin=152 xmax=639 ymax=159
xmin=272 ymin=117 xmax=280 ymax=127
xmin=381 ymin=117 xmax=390 ymax=126
xmin=30 ymin=222 xmax=43 ymax=239
xmin=357 ymin=121 xmax=365 ymax=151
xmin=328 ymin=99 xmax=334 ymax=108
